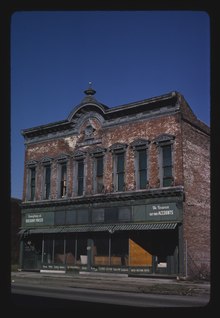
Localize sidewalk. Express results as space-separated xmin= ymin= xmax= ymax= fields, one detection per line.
xmin=11 ymin=270 xmax=211 ymax=297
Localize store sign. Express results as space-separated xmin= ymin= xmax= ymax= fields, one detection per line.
xmin=24 ymin=212 xmax=54 ymax=226
xmin=42 ymin=264 xmax=66 ymax=271
xmin=146 ymin=202 xmax=181 ymax=221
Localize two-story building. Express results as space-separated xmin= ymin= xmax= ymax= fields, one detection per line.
xmin=18 ymin=86 xmax=210 ymax=278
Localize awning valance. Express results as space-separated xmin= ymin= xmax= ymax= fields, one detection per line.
xmin=113 ymin=222 xmax=177 ymax=231
xmin=19 ymin=222 xmax=177 ymax=235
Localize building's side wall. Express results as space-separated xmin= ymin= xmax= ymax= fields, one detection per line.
xmin=11 ymin=198 xmax=21 ymax=265
xmin=22 ymin=113 xmax=184 ymax=201
xmin=182 ymin=121 xmax=210 ymax=278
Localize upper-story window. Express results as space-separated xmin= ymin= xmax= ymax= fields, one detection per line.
xmin=77 ymin=159 xmax=84 ymax=196
xmin=131 ymin=139 xmax=150 ymax=189
xmin=116 ymin=153 xmax=125 ymax=191
xmin=60 ymin=163 xmax=67 ymax=197
xmin=162 ymin=145 xmax=173 ymax=187
xmin=154 ymin=134 xmax=175 ymax=187
xmin=73 ymin=150 xmax=86 ymax=196
xmin=26 ymin=160 xmax=38 ymax=201
xmin=90 ymin=147 xmax=106 ymax=194
xmin=41 ymin=157 xmax=52 ymax=200
xmin=110 ymin=143 xmax=127 ymax=192
xmin=30 ymin=167 xmax=36 ymax=200
xmin=57 ymin=155 xmax=68 ymax=198
xmin=44 ymin=165 xmax=51 ymax=199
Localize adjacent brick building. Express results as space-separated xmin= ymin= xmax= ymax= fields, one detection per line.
xmin=19 ymin=86 xmax=210 ymax=278
xmin=11 ymin=197 xmax=21 ymax=265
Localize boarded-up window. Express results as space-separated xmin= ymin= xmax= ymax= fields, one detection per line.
xmin=66 ymin=210 xmax=77 ymax=224
xmin=55 ymin=211 xmax=65 ymax=225
xmin=77 ymin=209 xmax=89 ymax=224
xmin=118 ymin=207 xmax=131 ymax=222
xmin=92 ymin=208 xmax=105 ymax=223
xmin=105 ymin=207 xmax=118 ymax=223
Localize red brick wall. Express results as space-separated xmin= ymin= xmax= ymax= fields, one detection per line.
xmin=22 ymin=113 xmax=184 ymax=200
xmin=21 ymin=99 xmax=210 ymax=277
xmin=182 ymin=120 xmax=210 ymax=276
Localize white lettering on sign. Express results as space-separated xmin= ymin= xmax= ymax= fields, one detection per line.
xmin=149 ymin=204 xmax=174 ymax=217
xmin=26 ymin=213 xmax=43 ymax=223
xmin=27 ymin=213 xmax=42 ymax=218
xmin=149 ymin=210 xmax=174 ymax=216
xmin=152 ymin=205 xmax=170 ymax=210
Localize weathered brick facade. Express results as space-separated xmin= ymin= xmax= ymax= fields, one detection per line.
xmin=19 ymin=88 xmax=210 ymax=278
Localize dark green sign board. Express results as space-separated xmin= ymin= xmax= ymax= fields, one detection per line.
xmin=22 ymin=201 xmax=182 ymax=228
xmin=133 ymin=202 xmax=182 ymax=222
xmin=146 ymin=202 xmax=182 ymax=221
xmin=24 ymin=212 xmax=54 ymax=227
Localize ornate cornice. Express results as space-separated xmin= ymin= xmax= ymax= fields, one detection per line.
xmin=21 ymin=186 xmax=184 ymax=210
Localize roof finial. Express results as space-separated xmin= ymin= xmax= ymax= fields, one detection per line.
xmin=84 ymin=82 xmax=96 ymax=96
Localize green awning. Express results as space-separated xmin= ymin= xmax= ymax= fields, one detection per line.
xmin=113 ymin=223 xmax=177 ymax=231
xmin=19 ymin=222 xmax=177 ymax=235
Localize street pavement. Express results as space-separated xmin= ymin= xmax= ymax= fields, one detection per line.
xmin=11 ymin=270 xmax=211 ymax=297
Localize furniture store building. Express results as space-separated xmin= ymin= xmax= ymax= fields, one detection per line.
xmin=18 ymin=86 xmax=210 ymax=277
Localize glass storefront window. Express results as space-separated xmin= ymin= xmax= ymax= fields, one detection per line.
xmin=54 ymin=236 xmax=65 ymax=264
xmin=93 ymin=235 xmax=110 ymax=266
xmin=65 ymin=236 xmax=76 ymax=266
xmin=43 ymin=236 xmax=53 ymax=264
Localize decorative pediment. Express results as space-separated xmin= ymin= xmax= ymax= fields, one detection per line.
xmin=40 ymin=157 xmax=53 ymax=165
xmin=109 ymin=143 xmax=128 ymax=153
xmin=67 ymin=84 xmax=108 ymax=123
xmin=130 ymin=138 xmax=150 ymax=149
xmin=73 ymin=150 xmax=86 ymax=159
xmin=69 ymin=108 xmax=105 ymax=127
xmin=26 ymin=160 xmax=38 ymax=167
xmin=153 ymin=134 xmax=175 ymax=145
xmin=89 ymin=147 xmax=106 ymax=157
xmin=56 ymin=153 xmax=69 ymax=162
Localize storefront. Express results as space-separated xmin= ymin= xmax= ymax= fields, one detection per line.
xmin=19 ymin=188 xmax=184 ymax=276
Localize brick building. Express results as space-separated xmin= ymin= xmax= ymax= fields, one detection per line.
xmin=11 ymin=197 xmax=21 ymax=265
xmin=19 ymin=86 xmax=210 ymax=278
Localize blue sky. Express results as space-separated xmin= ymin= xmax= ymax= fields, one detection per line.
xmin=11 ymin=11 xmax=210 ymax=199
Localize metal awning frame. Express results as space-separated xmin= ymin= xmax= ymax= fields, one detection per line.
xmin=19 ymin=222 xmax=178 ymax=235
